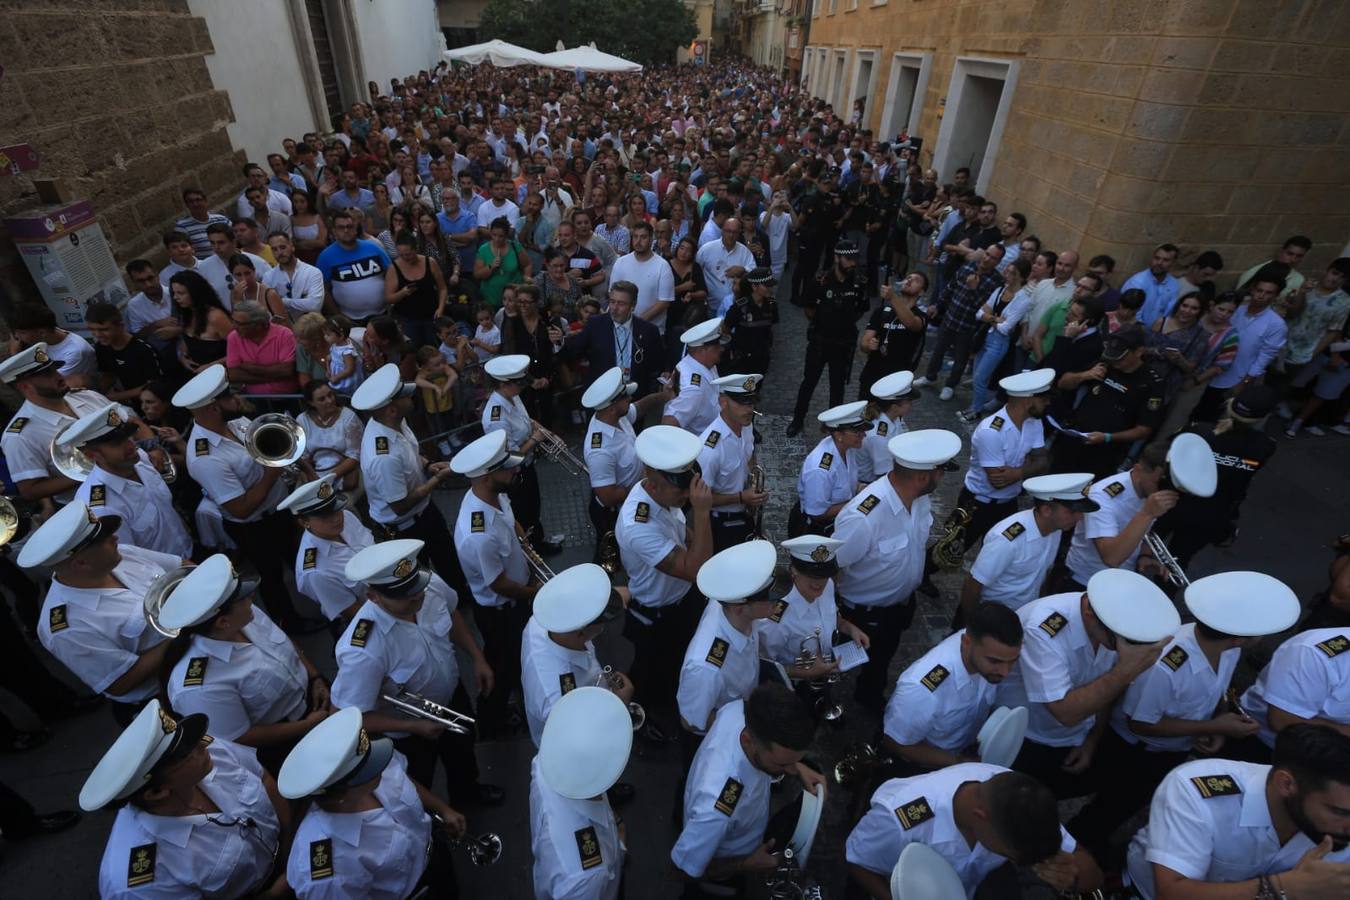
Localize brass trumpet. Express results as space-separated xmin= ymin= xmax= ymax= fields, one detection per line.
xmin=518 ymin=533 xmax=556 ymax=582
xmin=597 ymin=664 xmax=647 ymax=731
xmin=930 ymin=506 xmax=972 ymax=569
xmin=381 ymin=690 xmax=476 ymax=735
xmin=537 ymin=429 xmax=588 ymax=476
xmin=1144 ymin=532 xmax=1189 ymax=587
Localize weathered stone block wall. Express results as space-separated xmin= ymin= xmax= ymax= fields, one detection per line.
xmin=807 ymin=0 xmax=1350 ymax=276
xmin=0 ymin=0 xmax=244 ymax=301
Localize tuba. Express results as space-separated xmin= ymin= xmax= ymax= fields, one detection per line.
xmin=929 ymin=506 xmax=972 ymax=569
xmin=243 ymin=414 xmax=307 ymax=468
xmin=745 ymin=464 xmax=767 ymax=540
xmin=143 ymin=564 xmax=197 ymax=638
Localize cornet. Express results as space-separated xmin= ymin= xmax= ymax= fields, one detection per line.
xmin=381 ymin=690 xmax=476 ymax=735
xmin=431 ymin=815 xmax=503 ymax=866
xmin=242 ymin=414 xmax=307 ymax=468
xmin=518 ymin=533 xmax=557 ymax=583
xmin=144 ymin=564 xmax=198 ymax=637
xmin=596 ymin=665 xmax=646 ymax=731
xmin=536 ymin=428 xmax=588 ymax=476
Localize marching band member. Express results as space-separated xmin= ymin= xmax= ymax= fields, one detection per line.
xmin=451 ymin=429 xmax=537 ymax=738
xmin=662 ymin=316 xmax=727 ymax=435
xmin=757 ymin=535 xmax=871 ymax=689
xmin=1068 ymin=571 xmax=1300 ymax=864
xmin=671 ymin=684 xmax=825 ymax=893
xmin=531 ymin=688 xmax=631 ymax=900
xmin=846 ymin=764 xmax=1101 ymax=899
xmin=959 ymin=473 xmax=1098 ymax=622
xmin=678 ymin=541 xmax=778 ymax=743
xmin=482 ymin=353 xmax=558 ymax=553
xmin=1057 ymin=441 xmax=1178 ymax=592
xmin=696 ymin=374 xmax=767 ymax=549
xmin=172 ymin=364 xmax=313 ymax=632
xmin=279 ymin=707 xmax=465 ymax=899
xmin=21 ymin=501 xmax=181 ymax=723
xmin=957 ymin=368 xmax=1053 ymax=551
xmin=159 ymin=554 xmax=333 ymax=769
xmin=616 ymin=425 xmax=714 ymax=738
xmin=352 ymin=363 xmax=468 ymax=594
xmin=581 ymin=366 xmax=671 ymax=564
xmin=856 ymin=370 xmax=917 ymax=485
xmin=0 ymin=342 xmax=140 ymax=504
xmin=881 ymin=603 xmax=1024 ymax=774
xmin=278 ymin=475 xmax=375 ymax=627
xmin=1240 ymin=626 xmax=1350 ymax=757
xmin=66 ymin=403 xmax=193 ymax=559
xmin=997 ymin=569 xmax=1177 ymax=799
xmin=791 ymin=400 xmax=870 ymax=538
xmin=1124 ymin=725 xmax=1350 ymax=899
xmin=80 ymin=700 xmax=287 ymax=899
xmin=520 ymin=563 xmax=630 ymax=747
xmin=331 ymin=539 xmax=501 ymax=809
xmin=833 ymin=429 xmax=961 ymax=715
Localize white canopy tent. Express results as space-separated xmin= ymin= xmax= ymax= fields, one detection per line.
xmin=443 ymin=39 xmax=551 ymax=68
xmin=540 ymin=43 xmax=643 ymax=73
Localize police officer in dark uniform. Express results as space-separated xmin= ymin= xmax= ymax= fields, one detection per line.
xmin=1152 ymin=383 xmax=1278 ymax=568
xmin=790 ymin=165 xmax=845 ymax=306
xmin=841 ymin=162 xmax=882 ymax=294
xmin=1050 ymin=325 xmax=1167 ymax=477
xmin=724 ymin=269 xmax=780 ymax=375
xmin=788 ymin=240 xmax=868 ymax=437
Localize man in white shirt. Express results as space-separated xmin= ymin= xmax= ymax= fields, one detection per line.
xmin=121 ymin=259 xmax=180 ymax=367
xmin=476 ymin=175 xmax=521 ymax=235
xmin=1022 ymin=250 xmax=1078 ymax=359
xmin=235 ymin=162 xmax=293 ymax=220
xmin=696 ymin=216 xmax=756 ymax=307
xmin=196 ymin=222 xmax=272 ymax=309
xmin=759 ymin=194 xmax=793 ymax=279
xmin=264 ymin=232 xmax=325 ymax=322
xmin=610 ymin=222 xmax=676 ymax=332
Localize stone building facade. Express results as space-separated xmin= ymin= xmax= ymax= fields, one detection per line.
xmin=803 ymin=0 xmax=1350 ymax=275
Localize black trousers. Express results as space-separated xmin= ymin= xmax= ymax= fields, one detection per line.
xmin=793 ymin=339 xmax=853 ymax=423
xmin=1 ymin=555 xmax=42 ymax=632
xmin=588 ymin=495 xmax=619 ymax=566
xmin=224 ymin=509 xmax=301 ymax=626
xmin=1011 ymin=737 xmax=1103 ymax=800
xmin=625 ymin=588 xmax=703 ymax=719
xmin=398 ymin=501 xmax=470 ymax=600
xmin=840 ymin=600 xmax=916 ymax=715
xmin=709 ymin=510 xmax=753 ymax=551
xmin=474 ymin=602 xmax=529 ymax=736
xmin=786 ymin=500 xmax=835 ymax=539
xmin=410 ymin=837 xmax=459 ymax=900
xmin=508 ymin=461 xmax=544 ymax=543
xmin=1050 ymin=438 xmax=1128 ymax=480
xmin=0 ymin=590 xmax=86 ymax=713
xmin=0 ymin=780 xmax=42 ymax=839
xmin=923 ymin=326 xmax=977 ymax=388
xmin=391 ymin=684 xmax=482 ymax=808
xmin=791 ymin=236 xmax=827 ymax=304
xmin=1065 ymin=727 xmax=1187 ymax=866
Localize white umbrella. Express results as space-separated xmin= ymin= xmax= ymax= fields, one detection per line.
xmin=539 ymin=44 xmax=643 ymax=73
xmin=443 ymin=38 xmax=551 ymax=68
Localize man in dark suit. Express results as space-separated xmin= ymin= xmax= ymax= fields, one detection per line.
xmin=561 ymin=280 xmax=665 ymax=396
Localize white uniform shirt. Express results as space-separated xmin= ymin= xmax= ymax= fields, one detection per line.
xmin=846 ymin=763 xmax=1075 ymax=896
xmin=360 ymin=418 xmax=428 ymax=529
xmin=671 ymin=699 xmax=772 ymax=878
xmin=287 ymin=750 xmax=429 ymax=900
xmin=1240 ymin=628 xmax=1350 ymax=747
xmin=295 ymin=511 xmax=375 ymax=621
xmin=798 ymin=435 xmax=859 ymax=517
xmin=833 ymin=476 xmax=931 ymax=608
xmin=678 ymin=601 xmax=759 ymax=734
xmin=857 ymin=413 xmax=905 ymax=485
xmin=263 ymin=259 xmax=326 ymax=320
xmin=98 ymin=740 xmax=280 ymax=900
xmin=884 ymin=631 xmax=999 ymax=753
xmin=38 ymin=544 xmax=178 ymax=702
xmin=521 ymin=617 xmax=604 ymax=747
xmin=756 ymin=582 xmax=839 ymax=669
xmin=453 ymin=491 xmax=529 ymax=609
xmin=964 ymin=406 xmax=1045 ymax=501
xmin=663 ymin=354 xmax=719 ymax=434
xmin=585 ymin=406 xmax=641 ymax=496
xmin=1113 ymin=623 xmax=1239 ymax=752
xmin=1065 ymin=471 xmax=1144 ymax=585
xmin=616 ymin=481 xmax=690 ymax=610
xmin=997 ymin=593 xmax=1119 ymax=747
xmin=76 ymin=452 xmax=192 ymax=559
xmin=1125 ymin=759 xmax=1350 ymax=899
xmin=968 ymin=508 xmax=1060 ymax=610
xmin=186 ymin=419 xmax=289 ymax=523
xmin=331 ymin=580 xmax=460 ymax=739
xmin=167 ymin=606 xmax=308 ymax=741
xmin=530 ymin=755 xmax=624 ymax=900
xmin=2 ymin=390 xmax=127 ymax=496
xmin=696 ymin=414 xmax=754 ymax=513
xmin=482 ymin=390 xmax=534 ymax=462
xmin=297 ymin=407 xmax=363 ymax=474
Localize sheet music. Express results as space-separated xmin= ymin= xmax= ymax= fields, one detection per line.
xmin=834 ymin=640 xmax=869 ymax=672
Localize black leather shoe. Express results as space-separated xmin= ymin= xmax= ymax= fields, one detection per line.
xmin=473 ymin=783 xmax=505 ymax=806
xmin=606 ymin=782 xmax=636 ymax=806
xmin=786 ymin=419 xmax=804 ymax=437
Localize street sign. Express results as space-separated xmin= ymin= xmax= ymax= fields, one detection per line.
xmin=0 ymin=144 xmax=40 ymax=176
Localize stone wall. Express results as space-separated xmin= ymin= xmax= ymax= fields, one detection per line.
xmin=805 ymin=0 xmax=1350 ymax=276
xmin=0 ymin=0 xmax=244 ymax=302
